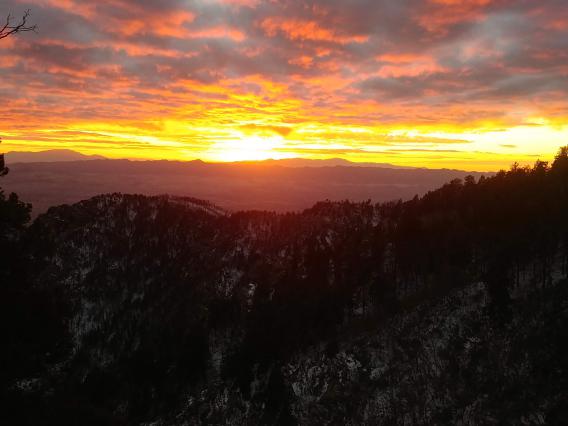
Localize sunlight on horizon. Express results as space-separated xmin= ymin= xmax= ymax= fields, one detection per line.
xmin=2 ymin=122 xmax=567 ymax=171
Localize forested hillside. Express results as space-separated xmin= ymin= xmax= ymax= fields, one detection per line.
xmin=0 ymin=147 xmax=567 ymax=425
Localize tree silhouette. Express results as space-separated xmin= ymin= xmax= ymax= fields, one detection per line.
xmin=0 ymin=152 xmax=7 ymax=177
xmin=0 ymin=137 xmax=8 ymax=177
xmin=0 ymin=9 xmax=37 ymax=40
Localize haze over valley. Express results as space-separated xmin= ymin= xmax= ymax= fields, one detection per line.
xmin=3 ymin=150 xmax=490 ymax=215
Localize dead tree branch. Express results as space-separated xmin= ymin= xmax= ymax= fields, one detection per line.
xmin=0 ymin=9 xmax=37 ymax=40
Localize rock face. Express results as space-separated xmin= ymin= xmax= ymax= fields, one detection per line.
xmin=2 ymin=152 xmax=568 ymax=425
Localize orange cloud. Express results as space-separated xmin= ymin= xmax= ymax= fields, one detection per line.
xmin=417 ymin=0 xmax=491 ymax=34
xmin=260 ymin=17 xmax=368 ymax=44
xmin=377 ymin=54 xmax=445 ymax=77
xmin=188 ymin=26 xmax=246 ymax=42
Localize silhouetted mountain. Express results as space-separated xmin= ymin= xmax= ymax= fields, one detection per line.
xmin=238 ymin=157 xmax=414 ymax=169
xmin=1 ymin=147 xmax=567 ymax=424
xmin=2 ymin=159 xmax=489 ymax=216
xmin=5 ymin=149 xmax=106 ymax=163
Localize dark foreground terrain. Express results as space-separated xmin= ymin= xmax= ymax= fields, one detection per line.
xmin=0 ymin=148 xmax=567 ymax=425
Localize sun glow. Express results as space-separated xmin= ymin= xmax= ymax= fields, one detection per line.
xmin=2 ymin=120 xmax=568 ymax=170
xmin=208 ymin=135 xmax=292 ymax=162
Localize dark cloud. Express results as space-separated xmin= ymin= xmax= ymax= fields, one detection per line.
xmin=2 ymin=0 xmax=565 ymax=102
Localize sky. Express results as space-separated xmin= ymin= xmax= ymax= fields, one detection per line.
xmin=0 ymin=0 xmax=567 ymax=170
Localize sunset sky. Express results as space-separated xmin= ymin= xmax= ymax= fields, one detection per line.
xmin=1 ymin=0 xmax=567 ymax=170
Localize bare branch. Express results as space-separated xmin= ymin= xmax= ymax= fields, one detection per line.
xmin=0 ymin=9 xmax=37 ymax=40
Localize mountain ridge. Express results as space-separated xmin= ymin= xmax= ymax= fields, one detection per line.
xmin=4 ymin=149 xmax=493 ymax=173
xmin=5 ymin=149 xmax=106 ymax=163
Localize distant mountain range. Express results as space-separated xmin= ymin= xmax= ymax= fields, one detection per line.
xmin=2 ymin=154 xmax=492 ymax=216
xmin=5 ymin=149 xmax=106 ymax=163
xmin=3 ymin=149 xmax=414 ymax=169
xmin=238 ymin=157 xmax=414 ymax=169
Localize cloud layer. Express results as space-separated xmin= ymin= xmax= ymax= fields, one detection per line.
xmin=1 ymin=0 xmax=567 ymax=169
